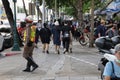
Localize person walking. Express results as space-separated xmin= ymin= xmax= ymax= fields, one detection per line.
xmin=103 ymin=44 xmax=120 ymax=80
xmin=39 ymin=23 xmax=51 ymax=54
xmin=35 ymin=20 xmax=42 ymax=46
xmin=61 ymin=21 xmax=72 ymax=54
xmin=23 ymin=15 xmax=38 ymax=72
xmin=51 ymin=20 xmax=61 ymax=54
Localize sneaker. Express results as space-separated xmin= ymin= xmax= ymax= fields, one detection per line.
xmin=63 ymin=49 xmax=66 ymax=54
xmin=70 ymin=48 xmax=72 ymax=53
xmin=46 ymin=50 xmax=49 ymax=54
xmin=23 ymin=69 xmax=31 ymax=72
xmin=58 ymin=50 xmax=60 ymax=54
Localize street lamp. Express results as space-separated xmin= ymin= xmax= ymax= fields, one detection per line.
xmin=12 ymin=0 xmax=21 ymax=51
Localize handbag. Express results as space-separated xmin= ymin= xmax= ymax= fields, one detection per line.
xmin=110 ymin=61 xmax=120 ymax=80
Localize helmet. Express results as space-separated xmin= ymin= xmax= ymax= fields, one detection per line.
xmin=25 ymin=15 xmax=33 ymax=23
xmin=95 ymin=37 xmax=113 ymax=50
xmin=111 ymin=36 xmax=120 ymax=46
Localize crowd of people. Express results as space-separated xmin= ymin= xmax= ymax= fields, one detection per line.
xmin=17 ymin=17 xmax=77 ymax=55
xmin=17 ymin=15 xmax=77 ymax=72
xmin=94 ymin=19 xmax=119 ymax=38
xmin=17 ymin=15 xmax=120 ymax=74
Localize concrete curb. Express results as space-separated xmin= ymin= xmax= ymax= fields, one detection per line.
xmin=0 ymin=52 xmax=21 ymax=57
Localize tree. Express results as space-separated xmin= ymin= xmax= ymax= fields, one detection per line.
xmin=2 ymin=0 xmax=23 ymax=47
xmin=22 ymin=0 xmax=28 ymax=16
xmin=89 ymin=0 xmax=95 ymax=47
xmin=1 ymin=0 xmax=14 ymax=31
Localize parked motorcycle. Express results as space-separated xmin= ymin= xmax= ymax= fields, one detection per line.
xmin=96 ymin=36 xmax=120 ymax=52
xmin=79 ymin=28 xmax=97 ymax=46
xmin=79 ymin=32 xmax=89 ymax=46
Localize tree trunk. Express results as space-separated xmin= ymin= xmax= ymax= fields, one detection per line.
xmin=2 ymin=0 xmax=14 ymax=32
xmin=89 ymin=0 xmax=94 ymax=47
xmin=77 ymin=0 xmax=83 ymax=29
xmin=2 ymin=0 xmax=23 ymax=47
xmin=34 ymin=1 xmax=42 ymax=20
xmin=22 ymin=0 xmax=28 ymax=16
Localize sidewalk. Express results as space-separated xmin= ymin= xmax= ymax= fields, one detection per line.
xmin=0 ymin=41 xmax=101 ymax=80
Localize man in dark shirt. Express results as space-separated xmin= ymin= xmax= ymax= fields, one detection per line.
xmin=96 ymin=20 xmax=107 ymax=38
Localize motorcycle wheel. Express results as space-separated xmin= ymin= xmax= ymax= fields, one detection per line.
xmin=79 ymin=38 xmax=87 ymax=46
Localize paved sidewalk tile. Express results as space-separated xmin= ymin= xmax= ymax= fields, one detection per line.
xmin=70 ymin=76 xmax=84 ymax=80
xmin=56 ymin=76 xmax=69 ymax=80
xmin=41 ymin=77 xmax=55 ymax=80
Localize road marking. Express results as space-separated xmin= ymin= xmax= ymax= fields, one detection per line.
xmin=66 ymin=55 xmax=97 ymax=67
xmin=46 ymin=55 xmax=65 ymax=76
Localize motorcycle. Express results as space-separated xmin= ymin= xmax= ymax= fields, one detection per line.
xmin=79 ymin=28 xmax=97 ymax=46
xmin=79 ymin=32 xmax=89 ymax=46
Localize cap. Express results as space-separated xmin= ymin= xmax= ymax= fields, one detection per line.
xmin=115 ymin=44 xmax=120 ymax=52
xmin=25 ymin=15 xmax=33 ymax=23
xmin=54 ymin=21 xmax=59 ymax=26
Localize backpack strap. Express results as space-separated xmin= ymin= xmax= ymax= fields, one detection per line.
xmin=110 ymin=61 xmax=114 ymax=74
xmin=110 ymin=61 xmax=117 ymax=77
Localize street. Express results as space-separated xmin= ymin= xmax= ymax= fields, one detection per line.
xmin=0 ymin=41 xmax=103 ymax=80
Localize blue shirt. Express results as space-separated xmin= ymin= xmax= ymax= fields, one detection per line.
xmin=96 ymin=25 xmax=106 ymax=37
xmin=103 ymin=61 xmax=120 ymax=78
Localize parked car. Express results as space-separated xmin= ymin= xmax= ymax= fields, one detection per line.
xmin=0 ymin=20 xmax=13 ymax=51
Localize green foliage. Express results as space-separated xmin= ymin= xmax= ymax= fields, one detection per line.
xmin=62 ymin=7 xmax=76 ymax=17
xmin=113 ymin=16 xmax=120 ymax=21
xmin=83 ymin=1 xmax=91 ymax=13
xmin=38 ymin=0 xmax=113 ymax=18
